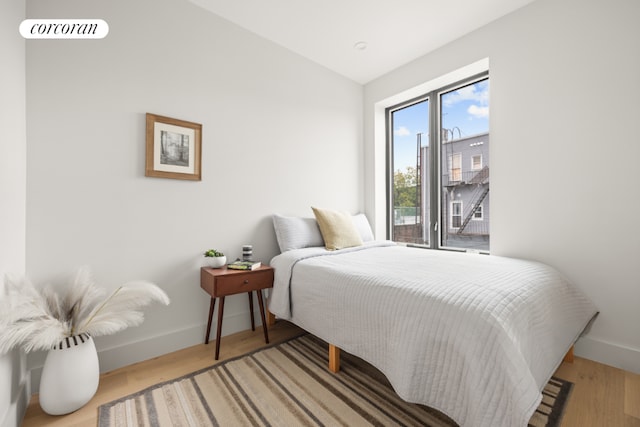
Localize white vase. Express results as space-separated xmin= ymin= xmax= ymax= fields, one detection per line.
xmin=39 ymin=333 xmax=100 ymax=415
xmin=207 ymin=255 xmax=226 ymax=268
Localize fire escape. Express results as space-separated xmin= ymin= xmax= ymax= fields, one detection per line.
xmin=456 ymin=165 xmax=489 ymax=234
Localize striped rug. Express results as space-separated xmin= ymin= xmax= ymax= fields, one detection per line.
xmin=98 ymin=334 xmax=572 ymax=427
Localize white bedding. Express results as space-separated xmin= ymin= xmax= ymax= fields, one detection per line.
xmin=268 ymin=241 xmax=598 ymax=427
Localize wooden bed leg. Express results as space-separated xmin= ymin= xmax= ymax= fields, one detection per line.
xmin=563 ymin=346 xmax=574 ymax=363
xmin=329 ymin=344 xmax=340 ymax=373
xmin=266 ymin=310 xmax=276 ymax=327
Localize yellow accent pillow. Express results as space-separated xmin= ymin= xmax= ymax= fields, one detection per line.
xmin=311 ymin=207 xmax=363 ymax=250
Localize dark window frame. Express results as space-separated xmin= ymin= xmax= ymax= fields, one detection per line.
xmin=386 ymin=71 xmax=489 ymax=252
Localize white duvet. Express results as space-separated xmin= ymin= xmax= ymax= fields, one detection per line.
xmin=268 ymin=241 xmax=598 ymax=427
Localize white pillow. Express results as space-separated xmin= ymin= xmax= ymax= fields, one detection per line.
xmin=272 ymin=214 xmax=324 ymax=252
xmin=272 ymin=212 xmax=376 ymax=252
xmin=352 ymin=213 xmax=374 ymax=242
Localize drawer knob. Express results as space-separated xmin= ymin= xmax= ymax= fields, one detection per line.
xmin=244 ymin=279 xmax=249 ymax=284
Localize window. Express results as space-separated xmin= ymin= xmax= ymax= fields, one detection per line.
xmin=449 ymin=153 xmax=462 ymax=182
xmin=471 ymin=154 xmax=482 ymax=170
xmin=388 ymin=73 xmax=490 ymax=251
xmin=451 ymin=201 xmax=462 ymax=229
xmin=473 ymin=204 xmax=483 ymax=220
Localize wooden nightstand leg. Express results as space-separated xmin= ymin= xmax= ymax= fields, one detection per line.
xmin=256 ymin=289 xmax=269 ymax=344
xmin=215 ymin=296 xmax=225 ymax=360
xmin=205 ymin=297 xmax=216 ymax=344
xmin=248 ymin=292 xmax=255 ymax=331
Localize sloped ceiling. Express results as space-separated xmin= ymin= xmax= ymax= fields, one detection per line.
xmin=190 ymin=0 xmax=536 ymax=84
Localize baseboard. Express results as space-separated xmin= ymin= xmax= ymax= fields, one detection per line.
xmin=575 ymin=336 xmax=640 ymax=374
xmin=0 ymin=373 xmax=29 ymax=427
xmin=0 ymin=350 xmax=29 ymax=427
xmin=28 ymin=310 xmax=260 ymax=394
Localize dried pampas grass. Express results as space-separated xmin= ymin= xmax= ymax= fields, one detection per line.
xmin=0 ymin=267 xmax=170 ymax=354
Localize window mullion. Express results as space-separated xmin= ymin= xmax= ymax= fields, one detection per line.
xmin=429 ymin=90 xmax=440 ymax=249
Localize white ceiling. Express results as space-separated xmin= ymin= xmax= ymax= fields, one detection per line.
xmin=189 ymin=0 xmax=536 ymax=84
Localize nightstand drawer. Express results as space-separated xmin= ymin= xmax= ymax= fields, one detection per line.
xmin=215 ymin=269 xmax=273 ymax=296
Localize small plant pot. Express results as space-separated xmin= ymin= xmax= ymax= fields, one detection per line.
xmin=207 ymin=256 xmax=226 ymax=268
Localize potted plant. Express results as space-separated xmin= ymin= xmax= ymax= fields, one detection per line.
xmin=0 ymin=267 xmax=170 ymax=415
xmin=204 ymin=249 xmax=226 ymax=268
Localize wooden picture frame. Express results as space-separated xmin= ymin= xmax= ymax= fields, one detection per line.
xmin=145 ymin=113 xmax=202 ymax=181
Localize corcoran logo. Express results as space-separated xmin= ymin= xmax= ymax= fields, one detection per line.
xmin=19 ymin=19 xmax=109 ymax=39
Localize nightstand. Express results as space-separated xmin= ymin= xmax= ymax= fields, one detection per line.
xmin=200 ymin=265 xmax=274 ymax=360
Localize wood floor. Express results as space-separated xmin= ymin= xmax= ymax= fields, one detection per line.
xmin=22 ymin=321 xmax=640 ymax=427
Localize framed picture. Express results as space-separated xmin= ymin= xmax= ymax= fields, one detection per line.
xmin=145 ymin=113 xmax=202 ymax=180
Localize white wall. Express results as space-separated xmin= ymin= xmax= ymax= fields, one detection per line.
xmin=25 ymin=0 xmax=363 ymax=391
xmin=0 ymin=1 xmax=29 ymax=426
xmin=364 ymin=0 xmax=640 ymax=373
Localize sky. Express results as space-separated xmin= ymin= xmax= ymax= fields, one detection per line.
xmin=392 ymin=78 xmax=489 ymax=172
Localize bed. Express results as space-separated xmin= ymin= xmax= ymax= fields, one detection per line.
xmin=267 ymin=212 xmax=598 ymax=427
